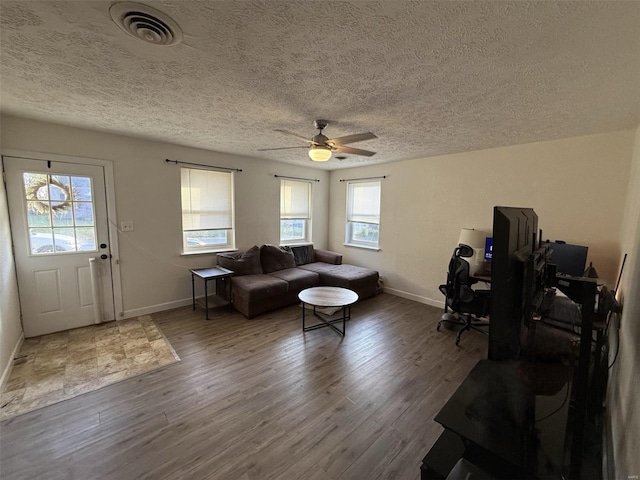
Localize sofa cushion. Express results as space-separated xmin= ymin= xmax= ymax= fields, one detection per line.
xmin=217 ymin=246 xmax=262 ymax=275
xmin=290 ymin=245 xmax=315 ymax=266
xmin=268 ymin=268 xmax=320 ymax=291
xmin=260 ymin=244 xmax=296 ymax=273
xmin=299 ymin=262 xmax=379 ymax=293
xmin=231 ymin=274 xmax=289 ymax=302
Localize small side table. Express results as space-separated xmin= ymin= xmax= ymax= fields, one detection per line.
xmin=190 ymin=267 xmax=234 ymax=319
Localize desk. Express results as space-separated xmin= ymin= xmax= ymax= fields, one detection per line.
xmin=421 ymin=359 xmax=573 ymax=479
xmin=190 ymin=267 xmax=234 ymax=319
xmin=470 ymin=274 xmax=492 ymax=283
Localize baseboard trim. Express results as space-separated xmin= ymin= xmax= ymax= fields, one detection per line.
xmin=383 ymin=287 xmax=444 ymax=309
xmin=122 ymin=298 xmax=192 ymax=319
xmin=1 ymin=332 xmax=25 ymax=394
xmin=122 ymin=289 xmax=445 ymax=320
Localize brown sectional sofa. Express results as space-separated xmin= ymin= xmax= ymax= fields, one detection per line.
xmin=217 ymin=244 xmax=379 ymax=318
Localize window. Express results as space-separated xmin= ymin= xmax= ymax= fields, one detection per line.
xmin=23 ymin=173 xmax=97 ymax=254
xmin=181 ymin=168 xmax=235 ymax=253
xmin=345 ymin=180 xmax=381 ymax=249
xmin=280 ymin=179 xmax=311 ymax=244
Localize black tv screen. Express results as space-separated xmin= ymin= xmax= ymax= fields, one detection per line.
xmin=545 ymin=242 xmax=588 ymax=277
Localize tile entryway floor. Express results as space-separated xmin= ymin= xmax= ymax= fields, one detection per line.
xmin=0 ymin=315 xmax=180 ymax=421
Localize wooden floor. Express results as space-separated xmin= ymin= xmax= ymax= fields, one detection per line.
xmin=0 ymin=293 xmax=487 ymax=480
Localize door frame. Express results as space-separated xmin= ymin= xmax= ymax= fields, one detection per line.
xmin=2 ymin=149 xmax=124 ymax=321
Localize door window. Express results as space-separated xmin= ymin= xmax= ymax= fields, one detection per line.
xmin=23 ymin=173 xmax=97 ymax=254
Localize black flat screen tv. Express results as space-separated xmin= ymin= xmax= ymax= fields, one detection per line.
xmin=490 ymin=206 xmax=538 ymax=360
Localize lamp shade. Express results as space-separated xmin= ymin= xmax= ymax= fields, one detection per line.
xmin=308 ymin=146 xmax=332 ymax=162
xmin=458 ymin=228 xmax=485 ymax=249
xmin=458 ymin=228 xmax=487 ymax=275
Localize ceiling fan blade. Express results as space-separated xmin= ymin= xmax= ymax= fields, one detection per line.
xmin=329 ymin=132 xmax=377 ymax=146
xmin=257 ymin=146 xmax=309 ymax=151
xmin=334 ymin=145 xmax=377 ymax=157
xmin=273 ymin=129 xmax=316 ymax=144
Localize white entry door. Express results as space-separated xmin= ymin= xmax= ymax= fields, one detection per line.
xmin=4 ymin=156 xmax=115 ymax=337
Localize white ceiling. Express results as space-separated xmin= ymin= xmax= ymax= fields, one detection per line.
xmin=1 ymin=1 xmax=639 ymax=170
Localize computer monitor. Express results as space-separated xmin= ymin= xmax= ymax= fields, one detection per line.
xmin=484 ymin=237 xmax=493 ymax=261
xmin=545 ymin=241 xmax=588 ymax=277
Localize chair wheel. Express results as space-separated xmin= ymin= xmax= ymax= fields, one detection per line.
xmin=437 ymin=323 xmax=441 ymax=331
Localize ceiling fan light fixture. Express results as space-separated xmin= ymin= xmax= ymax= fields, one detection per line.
xmin=308 ymin=146 xmax=332 ymax=162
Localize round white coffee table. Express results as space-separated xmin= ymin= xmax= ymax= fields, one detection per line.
xmin=298 ymin=286 xmax=359 ymax=336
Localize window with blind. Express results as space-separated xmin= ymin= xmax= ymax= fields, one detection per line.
xmin=280 ymin=179 xmax=311 ymax=244
xmin=181 ymin=167 xmax=235 ymax=253
xmin=345 ymin=180 xmax=381 ymax=249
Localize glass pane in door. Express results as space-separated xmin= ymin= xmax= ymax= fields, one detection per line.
xmin=23 ymin=173 xmax=97 ymax=255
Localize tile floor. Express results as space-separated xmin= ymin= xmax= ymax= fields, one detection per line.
xmin=0 ymin=315 xmax=180 ymax=421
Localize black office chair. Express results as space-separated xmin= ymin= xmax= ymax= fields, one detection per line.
xmin=437 ymin=244 xmax=491 ymax=345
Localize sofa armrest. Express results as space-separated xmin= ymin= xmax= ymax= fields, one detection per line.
xmin=314 ymin=249 xmax=342 ymax=265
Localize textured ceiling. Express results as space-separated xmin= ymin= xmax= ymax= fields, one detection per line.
xmin=1 ymin=1 xmax=639 ymax=170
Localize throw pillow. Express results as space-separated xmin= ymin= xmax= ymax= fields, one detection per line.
xmin=217 ymin=245 xmax=262 ymax=275
xmin=290 ymin=245 xmax=315 ymax=266
xmin=260 ymin=244 xmax=296 ymax=273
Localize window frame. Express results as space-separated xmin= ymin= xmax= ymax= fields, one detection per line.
xmin=180 ymin=167 xmax=235 ymax=255
xmin=279 ymin=179 xmax=312 ymax=245
xmin=344 ymin=180 xmax=381 ymax=250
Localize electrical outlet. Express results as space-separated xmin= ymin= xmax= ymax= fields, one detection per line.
xmin=121 ymin=221 xmax=134 ymax=232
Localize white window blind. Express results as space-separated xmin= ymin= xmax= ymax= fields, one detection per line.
xmin=347 ymin=181 xmax=380 ymax=224
xmin=181 ymin=168 xmax=233 ymax=231
xmin=280 ymin=180 xmax=310 ymax=219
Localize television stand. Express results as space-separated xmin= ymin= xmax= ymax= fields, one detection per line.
xmin=421 ymin=359 xmax=578 ymax=479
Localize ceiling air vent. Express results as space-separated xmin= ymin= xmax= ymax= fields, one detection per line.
xmin=109 ymin=2 xmax=183 ymax=46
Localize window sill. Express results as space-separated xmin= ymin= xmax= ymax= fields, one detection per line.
xmin=280 ymin=242 xmax=313 ymax=247
xmin=343 ymin=243 xmax=380 ymax=252
xmin=180 ymin=248 xmax=237 ymax=256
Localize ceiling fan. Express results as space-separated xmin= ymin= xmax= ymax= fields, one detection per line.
xmin=258 ymin=120 xmax=377 ymax=162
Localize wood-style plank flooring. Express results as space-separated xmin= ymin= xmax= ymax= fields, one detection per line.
xmin=0 ymin=293 xmax=487 ymax=480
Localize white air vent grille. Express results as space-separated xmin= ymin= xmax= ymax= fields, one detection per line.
xmin=110 ymin=2 xmax=183 ymax=46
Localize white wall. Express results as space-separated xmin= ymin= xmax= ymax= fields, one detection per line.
xmin=607 ymin=123 xmax=640 ymax=478
xmin=328 ymin=130 xmax=634 ymax=306
xmin=0 ymin=115 xmax=330 ymax=319
xmin=0 ymin=159 xmax=24 ymax=389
